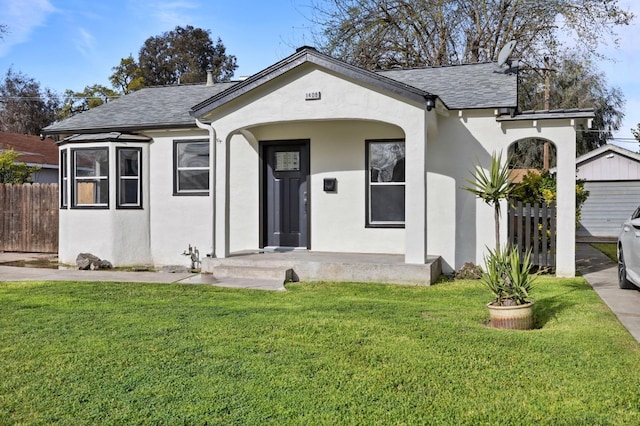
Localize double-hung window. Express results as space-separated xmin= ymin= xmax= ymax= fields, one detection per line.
xmin=366 ymin=139 xmax=405 ymax=227
xmin=117 ymin=147 xmax=142 ymax=208
xmin=72 ymin=148 xmax=109 ymax=208
xmin=174 ymin=139 xmax=209 ymax=195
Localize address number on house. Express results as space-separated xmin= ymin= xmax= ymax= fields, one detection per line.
xmin=305 ymin=91 xmax=321 ymax=101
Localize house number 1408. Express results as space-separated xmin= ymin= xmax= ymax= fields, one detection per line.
xmin=305 ymin=91 xmax=321 ymax=101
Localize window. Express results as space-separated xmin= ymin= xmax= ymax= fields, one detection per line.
xmin=366 ymin=140 xmax=405 ymax=227
xmin=117 ymin=148 xmax=142 ymax=208
xmin=72 ymin=148 xmax=109 ymax=208
xmin=174 ymin=139 xmax=209 ymax=195
xmin=60 ymin=150 xmax=68 ymax=208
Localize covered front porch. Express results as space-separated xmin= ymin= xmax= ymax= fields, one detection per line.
xmin=201 ymin=250 xmax=442 ymax=286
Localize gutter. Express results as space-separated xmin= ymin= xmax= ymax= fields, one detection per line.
xmin=195 ymin=118 xmax=217 ymax=258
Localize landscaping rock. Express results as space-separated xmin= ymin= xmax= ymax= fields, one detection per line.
xmin=162 ymin=265 xmax=190 ymax=273
xmin=76 ymin=253 xmax=113 ymax=270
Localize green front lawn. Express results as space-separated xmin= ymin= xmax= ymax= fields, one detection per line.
xmin=591 ymin=242 xmax=618 ymax=263
xmin=1 ymin=278 xmax=639 ymax=424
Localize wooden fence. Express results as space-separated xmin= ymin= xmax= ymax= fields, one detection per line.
xmin=0 ymin=183 xmax=58 ymax=253
xmin=507 ymin=200 xmax=556 ymax=268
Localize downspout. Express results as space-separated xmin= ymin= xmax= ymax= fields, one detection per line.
xmin=195 ymin=118 xmax=217 ymax=258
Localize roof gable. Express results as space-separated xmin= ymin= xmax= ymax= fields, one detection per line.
xmin=576 ymin=144 xmax=640 ymax=166
xmin=190 ymin=46 xmax=436 ymax=118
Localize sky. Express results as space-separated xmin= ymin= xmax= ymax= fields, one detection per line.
xmin=0 ymin=0 xmax=639 ymax=149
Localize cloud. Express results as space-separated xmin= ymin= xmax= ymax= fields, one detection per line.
xmin=146 ymin=0 xmax=199 ymax=28
xmin=74 ymin=27 xmax=96 ymax=58
xmin=0 ymin=0 xmax=55 ymax=57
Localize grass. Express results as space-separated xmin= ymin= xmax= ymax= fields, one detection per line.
xmin=591 ymin=242 xmax=618 ymax=262
xmin=1 ymin=278 xmax=639 ymax=425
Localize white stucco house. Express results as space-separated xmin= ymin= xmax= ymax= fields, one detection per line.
xmin=44 ymin=46 xmax=593 ymax=279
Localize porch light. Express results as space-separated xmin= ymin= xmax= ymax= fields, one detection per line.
xmin=426 ymin=98 xmax=435 ymax=111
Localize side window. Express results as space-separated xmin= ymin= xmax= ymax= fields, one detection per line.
xmin=117 ymin=148 xmax=142 ymax=208
xmin=60 ymin=149 xmax=68 ymax=208
xmin=173 ymin=139 xmax=209 ymax=195
xmin=366 ymin=140 xmax=405 ymax=227
xmin=72 ymin=148 xmax=109 ymax=208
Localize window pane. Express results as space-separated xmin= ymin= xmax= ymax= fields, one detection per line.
xmin=369 ymin=142 xmax=405 ymax=182
xmin=370 ymin=185 xmax=405 ymax=222
xmin=119 ymin=150 xmax=139 ymax=176
xmin=119 ymin=179 xmax=139 ymax=205
xmin=75 ymin=149 xmax=108 ymax=177
xmin=178 ymin=170 xmax=209 ymax=191
xmin=177 ymin=142 xmax=209 ymax=168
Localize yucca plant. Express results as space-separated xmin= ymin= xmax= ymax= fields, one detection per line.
xmin=481 ymin=245 xmax=535 ymax=306
xmin=463 ymin=151 xmax=514 ymax=250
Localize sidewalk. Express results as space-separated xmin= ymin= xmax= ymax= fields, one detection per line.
xmin=576 ymin=243 xmax=640 ymax=343
xmin=0 ymin=253 xmax=285 ymax=291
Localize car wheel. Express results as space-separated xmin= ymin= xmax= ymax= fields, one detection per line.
xmin=618 ymin=248 xmax=636 ymax=290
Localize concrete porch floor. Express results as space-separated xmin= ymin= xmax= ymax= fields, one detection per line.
xmin=201 ymin=250 xmax=442 ymax=286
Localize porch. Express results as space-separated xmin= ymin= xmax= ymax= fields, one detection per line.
xmin=201 ymin=250 xmax=442 ymax=287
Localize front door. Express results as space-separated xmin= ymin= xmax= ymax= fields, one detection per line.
xmin=262 ymin=141 xmax=309 ymax=248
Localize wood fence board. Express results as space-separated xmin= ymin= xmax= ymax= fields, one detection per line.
xmin=0 ymin=183 xmax=58 ymax=253
xmin=508 ymin=199 xmax=556 ymax=269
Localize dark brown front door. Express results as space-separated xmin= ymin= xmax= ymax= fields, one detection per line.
xmin=262 ymin=141 xmax=309 ymax=248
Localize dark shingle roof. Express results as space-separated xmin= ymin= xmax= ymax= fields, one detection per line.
xmin=44 ymin=82 xmax=236 ymax=134
xmin=377 ymin=63 xmax=518 ymax=110
xmin=44 ymin=50 xmax=519 ymax=135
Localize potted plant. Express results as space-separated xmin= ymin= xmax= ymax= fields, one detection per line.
xmin=482 ymin=245 xmax=536 ymax=330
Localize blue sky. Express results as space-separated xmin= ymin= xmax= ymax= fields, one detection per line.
xmin=0 ymin=0 xmax=639 ymax=148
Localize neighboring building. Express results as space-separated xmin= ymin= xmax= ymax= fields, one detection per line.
xmin=44 ymin=47 xmax=593 ymax=277
xmin=575 ymin=144 xmax=640 ymax=239
xmin=0 ymin=132 xmax=59 ymax=183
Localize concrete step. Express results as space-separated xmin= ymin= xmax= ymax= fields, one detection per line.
xmin=210 ymin=264 xmax=293 ymax=282
xmin=202 ymin=253 xmax=441 ymax=286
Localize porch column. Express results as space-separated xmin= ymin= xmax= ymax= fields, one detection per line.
xmin=555 ymin=127 xmax=577 ymax=277
xmin=404 ymin=110 xmax=429 ymax=264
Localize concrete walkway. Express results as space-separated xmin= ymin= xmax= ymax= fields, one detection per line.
xmin=0 ymin=253 xmax=285 ymax=291
xmin=576 ymin=243 xmax=640 ymax=343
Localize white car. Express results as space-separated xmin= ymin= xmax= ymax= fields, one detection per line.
xmin=618 ymin=207 xmax=640 ymax=289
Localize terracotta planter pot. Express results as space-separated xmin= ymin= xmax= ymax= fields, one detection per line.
xmin=487 ymin=301 xmax=535 ymax=330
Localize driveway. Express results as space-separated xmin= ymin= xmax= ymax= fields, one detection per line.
xmin=576 ymin=243 xmax=640 ymax=343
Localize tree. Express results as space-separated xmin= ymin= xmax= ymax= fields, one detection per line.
xmin=57 ymin=84 xmax=118 ymax=120
xmin=463 ymin=152 xmax=514 ymax=251
xmin=137 ymin=25 xmax=238 ymax=86
xmin=518 ymin=55 xmax=624 ymax=156
xmin=109 ymin=55 xmax=145 ymax=94
xmin=0 ymin=149 xmax=40 ymax=183
xmin=0 ymin=68 xmax=60 ymax=135
xmin=311 ymin=0 xmax=633 ymax=70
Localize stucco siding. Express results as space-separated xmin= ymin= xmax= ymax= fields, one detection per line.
xmin=209 ymin=65 xmax=427 ymax=259
xmin=232 ymin=121 xmax=406 ymax=254
xmin=146 ymin=130 xmax=213 ymax=266
xmin=58 ymin=142 xmax=152 ymax=266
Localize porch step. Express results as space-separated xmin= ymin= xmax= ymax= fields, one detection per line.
xmin=202 ymin=252 xmax=441 ymax=286
xmin=209 ymin=264 xmax=294 ymax=282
